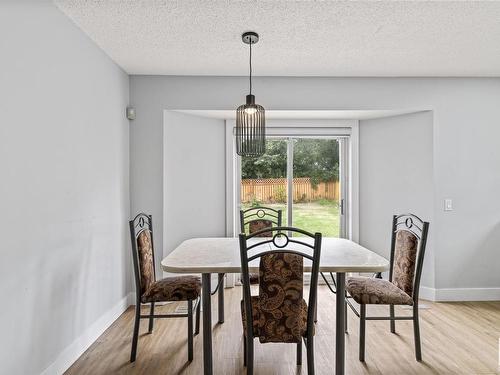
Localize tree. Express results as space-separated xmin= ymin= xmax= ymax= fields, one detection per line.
xmin=241 ymin=139 xmax=339 ymax=184
xmin=293 ymin=139 xmax=339 ymax=185
xmin=241 ymin=139 xmax=287 ymax=179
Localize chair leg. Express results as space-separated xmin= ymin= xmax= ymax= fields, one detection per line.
xmin=390 ymin=304 xmax=396 ymax=333
xmin=187 ymin=300 xmax=194 ymax=362
xmin=130 ymin=302 xmax=141 ymax=362
xmin=314 ymin=299 xmax=318 ymax=323
xmin=359 ymin=304 xmax=366 ymax=362
xmin=344 ymin=298 xmax=348 ymax=333
xmin=296 ymin=341 xmax=302 ymax=366
xmin=243 ymin=335 xmax=247 ymax=367
xmin=195 ymin=297 xmax=201 ymax=335
xmin=246 ymin=335 xmax=254 ymax=374
xmin=148 ymin=302 xmax=155 ymax=334
xmin=413 ymin=304 xmax=422 ymax=361
xmin=306 ymin=336 xmax=315 ymax=375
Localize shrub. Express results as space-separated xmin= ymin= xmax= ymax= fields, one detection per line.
xmin=274 ymin=186 xmax=287 ymax=203
xmin=248 ymin=194 xmax=262 ymax=208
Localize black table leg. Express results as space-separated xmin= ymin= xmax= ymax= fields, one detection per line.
xmin=336 ymin=272 xmax=346 ymax=375
xmin=202 ymin=273 xmax=213 ymax=375
xmin=218 ymin=273 xmax=225 ymax=323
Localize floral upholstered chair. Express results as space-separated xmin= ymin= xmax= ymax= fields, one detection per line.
xmin=129 ymin=213 xmax=201 ymax=363
xmin=345 ymin=214 xmax=429 ymax=362
xmin=239 ymin=206 xmax=282 ymax=284
xmin=239 ymin=226 xmax=322 ymax=374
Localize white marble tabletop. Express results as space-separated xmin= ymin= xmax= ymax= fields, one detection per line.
xmin=161 ymin=237 xmax=389 ymax=274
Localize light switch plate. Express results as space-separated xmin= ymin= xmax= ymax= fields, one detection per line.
xmin=444 ymin=198 xmax=453 ymax=211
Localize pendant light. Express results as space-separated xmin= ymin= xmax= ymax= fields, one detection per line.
xmin=236 ymin=31 xmax=266 ymax=157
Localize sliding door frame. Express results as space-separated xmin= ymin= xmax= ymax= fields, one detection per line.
xmin=339 ymin=137 xmax=349 ymax=239
xmin=226 ymin=119 xmax=359 ymax=240
xmin=286 ymin=138 xmax=294 ymax=227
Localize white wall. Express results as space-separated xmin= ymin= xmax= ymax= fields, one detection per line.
xmin=0 ymin=2 xmax=130 ymax=374
xmin=163 ymin=111 xmax=226 ymax=258
xmin=130 ymin=76 xmax=500 ymax=300
xmin=359 ymin=112 xmax=434 ymax=288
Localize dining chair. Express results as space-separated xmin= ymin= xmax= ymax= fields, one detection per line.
xmin=239 ymin=226 xmax=322 ymax=374
xmin=345 ymin=214 xmax=429 ymax=362
xmin=239 ymin=206 xmax=282 ymax=284
xmin=129 ymin=213 xmax=201 ymax=363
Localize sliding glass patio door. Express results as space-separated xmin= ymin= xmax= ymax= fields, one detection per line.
xmin=240 ymin=138 xmax=288 ymax=228
xmin=238 ymin=136 xmax=348 ymax=238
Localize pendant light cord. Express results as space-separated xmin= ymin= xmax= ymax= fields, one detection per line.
xmin=249 ymin=40 xmax=252 ymax=96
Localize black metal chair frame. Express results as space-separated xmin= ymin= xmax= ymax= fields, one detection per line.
xmin=239 ymin=226 xmax=322 ymax=375
xmin=344 ymin=214 xmax=430 ymax=362
xmin=129 ymin=213 xmax=201 ymax=363
xmin=239 ymin=206 xmax=283 ymax=234
xmin=239 ymin=206 xmax=283 ymax=288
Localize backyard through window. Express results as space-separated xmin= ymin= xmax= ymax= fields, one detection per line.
xmin=241 ymin=138 xmax=340 ymax=237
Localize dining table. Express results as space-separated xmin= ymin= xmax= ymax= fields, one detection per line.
xmin=161 ymin=236 xmax=389 ymax=375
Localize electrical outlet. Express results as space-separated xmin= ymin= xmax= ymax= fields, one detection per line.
xmin=444 ymin=199 xmax=453 ymax=211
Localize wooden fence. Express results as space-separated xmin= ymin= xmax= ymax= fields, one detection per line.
xmin=241 ymin=177 xmax=340 ymax=203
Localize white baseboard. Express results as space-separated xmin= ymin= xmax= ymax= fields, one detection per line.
xmin=41 ymin=292 xmax=134 ymax=375
xmin=419 ymin=286 xmax=436 ymax=301
xmin=435 ymin=287 xmax=500 ymax=302
xmin=419 ymin=287 xmax=500 ymax=302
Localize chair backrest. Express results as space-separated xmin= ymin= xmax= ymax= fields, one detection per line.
xmin=239 ymin=226 xmax=322 ymax=343
xmin=240 ymin=206 xmax=282 ymax=237
xmin=129 ymin=213 xmax=156 ymax=300
xmin=389 ymin=214 xmax=429 ymax=303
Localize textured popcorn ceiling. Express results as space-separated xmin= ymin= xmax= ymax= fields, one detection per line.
xmin=55 ymin=1 xmax=500 ymax=76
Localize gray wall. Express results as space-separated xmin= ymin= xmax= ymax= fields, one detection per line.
xmin=0 ymin=2 xmax=130 ymax=374
xmin=359 ymin=112 xmax=434 ymax=288
xmin=163 ymin=111 xmax=226 ymax=257
xmin=130 ymin=76 xmax=500 ymax=295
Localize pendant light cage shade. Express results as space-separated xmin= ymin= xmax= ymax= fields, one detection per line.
xmin=236 ymin=31 xmax=266 ymax=157
xmin=236 ymin=102 xmax=266 ymax=157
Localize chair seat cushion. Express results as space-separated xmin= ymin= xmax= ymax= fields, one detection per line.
xmin=141 ymin=275 xmax=201 ymax=303
xmin=241 ymin=296 xmax=261 ymax=337
xmin=249 ymin=219 xmax=274 ymax=237
xmin=241 ymin=296 xmax=309 ymax=343
xmin=346 ymin=277 xmax=413 ymax=305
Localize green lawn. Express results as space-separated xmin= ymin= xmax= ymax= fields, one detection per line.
xmin=242 ymin=199 xmax=340 ymax=237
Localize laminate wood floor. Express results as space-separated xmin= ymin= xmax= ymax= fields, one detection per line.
xmin=65 ymin=286 xmax=500 ymax=374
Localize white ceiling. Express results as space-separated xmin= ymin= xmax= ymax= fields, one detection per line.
xmin=55 ymin=1 xmax=500 ymax=77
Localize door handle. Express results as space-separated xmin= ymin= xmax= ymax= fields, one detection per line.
xmin=340 ymin=199 xmax=344 ymax=215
